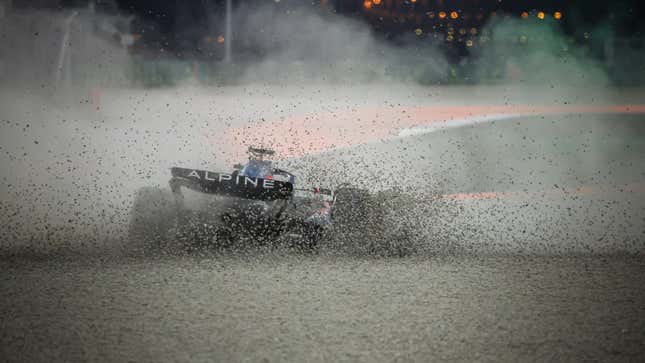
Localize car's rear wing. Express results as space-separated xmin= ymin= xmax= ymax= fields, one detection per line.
xmin=169 ymin=167 xmax=293 ymax=200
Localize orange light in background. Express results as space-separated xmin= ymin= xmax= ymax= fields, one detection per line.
xmin=438 ymin=11 xmax=446 ymax=19
xmin=521 ymin=12 xmax=528 ymax=19
xmin=450 ymin=11 xmax=458 ymax=19
xmin=217 ymin=35 xmax=225 ymax=44
xmin=363 ymin=0 xmax=372 ymax=9
xmin=554 ymin=11 xmax=562 ymax=20
xmin=537 ymin=11 xmax=545 ymax=20
xmin=410 ymin=0 xmax=417 ymax=3
xmin=373 ymin=0 xmax=381 ymax=5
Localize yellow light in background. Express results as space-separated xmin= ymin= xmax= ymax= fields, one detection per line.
xmin=537 ymin=11 xmax=545 ymax=20
xmin=446 ymin=34 xmax=454 ymax=42
xmin=554 ymin=11 xmax=562 ymax=20
xmin=521 ymin=12 xmax=528 ymax=19
xmin=450 ymin=11 xmax=459 ymax=20
xmin=466 ymin=40 xmax=473 ymax=47
xmin=217 ymin=35 xmax=225 ymax=44
xmin=363 ymin=0 xmax=372 ymax=9
xmin=415 ymin=28 xmax=423 ymax=36
xmin=438 ymin=11 xmax=446 ymax=19
xmin=373 ymin=0 xmax=381 ymax=5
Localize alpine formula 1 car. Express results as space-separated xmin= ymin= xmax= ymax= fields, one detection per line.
xmin=129 ymin=147 xmax=375 ymax=254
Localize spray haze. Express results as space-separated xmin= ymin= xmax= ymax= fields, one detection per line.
xmin=473 ymin=16 xmax=610 ymax=86
xmin=0 ymin=3 xmax=643 ymax=256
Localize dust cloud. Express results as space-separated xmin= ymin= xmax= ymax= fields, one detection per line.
xmin=472 ymin=16 xmax=610 ymax=86
xmin=0 ymin=4 xmax=643 ymax=256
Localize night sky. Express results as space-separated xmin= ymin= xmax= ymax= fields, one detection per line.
xmin=109 ymin=0 xmax=645 ymax=34
xmin=29 ymin=0 xmax=638 ymax=59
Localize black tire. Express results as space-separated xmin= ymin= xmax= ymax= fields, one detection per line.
xmin=332 ymin=187 xmax=376 ymax=229
xmin=302 ymin=222 xmax=323 ymax=252
xmin=285 ymin=222 xmax=322 ymax=253
xmin=128 ymin=187 xmax=178 ymax=255
xmin=175 ymin=211 xmax=234 ymax=253
xmin=329 ymin=186 xmax=387 ymax=253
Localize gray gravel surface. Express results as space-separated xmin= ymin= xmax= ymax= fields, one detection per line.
xmin=2 ymin=92 xmax=644 ymax=362
xmin=2 ymin=254 xmax=644 ymax=362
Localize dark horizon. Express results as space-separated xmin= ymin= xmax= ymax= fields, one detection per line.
xmin=9 ymin=0 xmax=645 ymax=35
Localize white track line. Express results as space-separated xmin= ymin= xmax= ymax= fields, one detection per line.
xmin=397 ymin=113 xmax=523 ymax=137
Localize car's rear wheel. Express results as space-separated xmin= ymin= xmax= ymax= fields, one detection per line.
xmin=128 ymin=187 xmax=178 ymax=255
xmin=329 ymin=186 xmax=387 ymax=253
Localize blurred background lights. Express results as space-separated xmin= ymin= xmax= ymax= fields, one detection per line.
xmin=537 ymin=11 xmax=545 ymax=20
xmin=521 ymin=11 xmax=528 ymax=19
xmin=363 ymin=0 xmax=372 ymax=9
xmin=554 ymin=11 xmax=563 ymax=20
xmin=438 ymin=11 xmax=446 ymax=19
xmin=450 ymin=11 xmax=459 ymax=20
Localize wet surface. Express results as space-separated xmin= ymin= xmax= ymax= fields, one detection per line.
xmin=1 ymin=254 xmax=644 ymax=362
